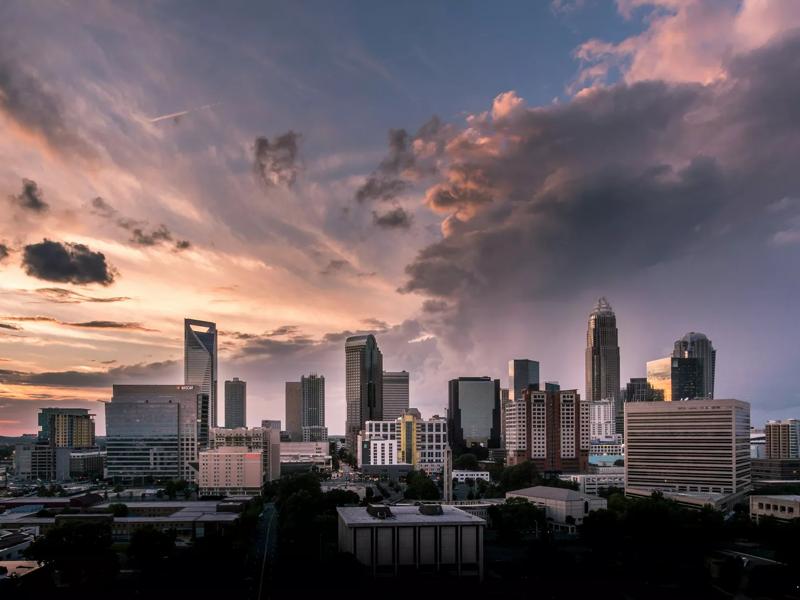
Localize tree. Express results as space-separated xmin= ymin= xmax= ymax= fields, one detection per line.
xmin=454 ymin=453 xmax=479 ymax=470
xmin=403 ymin=470 xmax=440 ymax=500
xmin=488 ymin=498 xmax=545 ymax=543
xmin=498 ymin=460 xmax=538 ymax=492
xmin=128 ymin=526 xmax=176 ymax=571
xmin=107 ymin=502 xmax=129 ymax=517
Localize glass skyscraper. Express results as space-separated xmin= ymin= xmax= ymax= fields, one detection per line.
xmin=184 ymin=319 xmax=218 ymax=427
xmin=345 ymin=335 xmax=383 ymax=450
xmin=448 ymin=377 xmax=501 ymax=450
xmin=224 ymin=377 xmax=246 ymax=428
xmin=301 ymin=374 xmax=327 ymax=441
xmin=585 ymin=297 xmax=621 ymax=433
xmin=382 ymin=370 xmax=410 ymax=421
xmin=673 ymin=331 xmax=716 ymax=399
xmin=507 ymin=359 xmax=540 ymax=400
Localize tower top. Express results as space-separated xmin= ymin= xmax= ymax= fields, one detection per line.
xmin=591 ymin=297 xmax=614 ymax=315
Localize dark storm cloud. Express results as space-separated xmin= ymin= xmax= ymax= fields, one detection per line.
xmin=254 ymin=131 xmax=301 ymax=188
xmin=0 ymin=56 xmax=97 ymax=159
xmin=9 ymin=178 xmax=49 ymax=212
xmin=0 ymin=243 xmax=9 ymax=261
xmin=22 ymin=239 xmax=116 ymax=285
xmin=1 ymin=314 xmax=154 ymax=332
xmin=33 ymin=288 xmax=130 ymax=304
xmin=89 ymin=197 xmax=191 ymax=251
xmin=372 ymin=206 xmax=412 ymax=229
xmin=0 ymin=360 xmax=179 ymax=388
xmin=0 ymin=323 xmax=22 ymax=331
xmin=319 ymin=258 xmax=375 ymax=278
xmin=235 ymin=335 xmax=316 ymax=358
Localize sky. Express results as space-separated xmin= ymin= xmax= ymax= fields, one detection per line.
xmin=2 ymin=0 xmax=800 ymax=436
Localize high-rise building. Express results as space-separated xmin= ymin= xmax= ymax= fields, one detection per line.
xmin=585 ymin=298 xmax=621 ymax=434
xmin=199 ymin=447 xmax=264 ymax=496
xmin=646 ymin=356 xmax=704 ymax=402
xmin=382 ymin=371 xmax=410 ymax=421
xmin=589 ymin=399 xmax=616 ymax=441
xmin=503 ymin=389 xmax=589 ymax=472
xmin=673 ymin=332 xmax=716 ymax=399
xmin=359 ymin=410 xmax=448 ymax=475
xmin=345 ymin=335 xmax=383 ymax=450
xmin=448 ymin=377 xmax=501 ymax=450
xmin=625 ymin=399 xmax=750 ymax=498
xmin=765 ymin=419 xmax=800 ymax=459
xmin=285 ymin=382 xmax=302 ymax=441
xmin=508 ymin=359 xmax=540 ymax=400
xmin=209 ymin=426 xmax=281 ymax=481
xmin=37 ymin=408 xmax=95 ymax=448
xmin=105 ymin=384 xmax=209 ymax=482
xmin=624 ymin=377 xmax=663 ymax=403
xmin=185 ymin=319 xmax=218 ymax=427
xmin=224 ymin=378 xmax=246 ymax=428
xmin=301 ymin=374 xmax=326 ymax=439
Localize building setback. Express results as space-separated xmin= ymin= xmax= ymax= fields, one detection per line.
xmin=345 ymin=335 xmax=383 ymax=451
xmin=184 ymin=319 xmax=218 ymax=428
xmin=382 ymin=371 xmax=410 ymax=422
xmin=224 ymin=378 xmax=247 ymax=429
xmin=585 ymin=298 xmax=621 ymax=435
xmin=625 ymin=399 xmax=750 ymax=497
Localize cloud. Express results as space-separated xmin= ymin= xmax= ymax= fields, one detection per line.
xmin=33 ymin=288 xmax=130 ymax=304
xmin=254 ymin=131 xmax=301 ymax=188
xmin=1 ymin=314 xmax=154 ymax=332
xmin=319 ymin=258 xmax=375 ymax=278
xmin=0 ymin=360 xmax=179 ymax=388
xmin=0 ymin=323 xmax=22 ymax=331
xmin=9 ymin=178 xmax=49 ymax=212
xmin=22 ymin=239 xmax=116 ymax=285
xmin=88 ymin=197 xmax=191 ymax=251
xmin=0 ymin=243 xmax=9 ymax=262
xmin=372 ymin=206 xmax=412 ymax=229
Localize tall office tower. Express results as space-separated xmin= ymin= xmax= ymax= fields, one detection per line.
xmin=224 ymin=377 xmax=247 ymax=428
xmin=285 ymin=382 xmax=302 ymax=441
xmin=585 ymin=297 xmax=621 ymax=434
xmin=647 ymin=356 xmax=704 ymax=402
xmin=673 ymin=332 xmax=716 ymax=399
xmin=300 ymin=374 xmax=327 ymax=442
xmin=624 ymin=377 xmax=663 ymax=403
xmin=37 ymin=408 xmax=95 ymax=448
xmin=210 ymin=426 xmax=281 ymax=482
xmin=345 ymin=334 xmax=383 ymax=450
xmin=382 ymin=371 xmax=410 ymax=421
xmin=625 ymin=399 xmax=750 ymax=499
xmin=106 ymin=385 xmax=209 ymax=482
xmin=448 ymin=377 xmax=501 ymax=450
xmin=508 ymin=359 xmax=540 ymax=400
xmin=504 ymin=389 xmax=588 ymax=472
xmin=765 ymin=419 xmax=800 ymax=459
xmin=185 ymin=319 xmax=218 ymax=427
xmin=589 ymin=399 xmax=616 ymax=441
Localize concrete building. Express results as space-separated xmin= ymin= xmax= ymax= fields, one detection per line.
xmin=585 ymin=297 xmax=621 ymax=434
xmin=280 ymin=441 xmax=332 ymax=473
xmin=285 ymin=381 xmax=302 ymax=442
xmin=345 ymin=335 xmax=383 ymax=451
xmin=750 ymin=494 xmax=800 ymax=522
xmin=37 ymin=408 xmax=95 ymax=448
xmin=506 ymin=486 xmax=607 ymax=532
xmin=673 ymin=331 xmax=716 ymax=399
xmin=382 ymin=371 xmax=410 ymax=422
xmin=452 ymin=470 xmax=491 ymax=483
xmin=448 ymin=377 xmax=500 ymax=449
xmin=359 ymin=411 xmax=448 ymax=475
xmin=69 ymin=449 xmax=106 ymax=480
xmin=625 ymin=399 xmax=750 ymax=499
xmin=751 ymin=458 xmax=800 ymax=483
xmin=337 ymin=505 xmax=485 ymax=579
xmin=300 ymin=374 xmax=326 ymax=442
xmin=750 ymin=428 xmax=766 ymax=459
xmin=105 ymin=384 xmax=209 ymax=482
xmin=503 ymin=389 xmax=589 ymax=473
xmin=209 ymin=426 xmax=281 ymax=482
xmin=184 ymin=319 xmax=218 ymax=427
xmin=589 ymin=440 xmax=624 ymax=457
xmin=560 ymin=473 xmax=625 ymax=495
xmin=765 ymin=419 xmax=800 ymax=459
xmin=199 ymin=447 xmax=263 ymax=496
xmin=224 ymin=378 xmax=246 ymax=429
xmin=590 ymin=399 xmax=616 ymax=440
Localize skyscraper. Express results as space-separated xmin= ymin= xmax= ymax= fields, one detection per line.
xmin=448 ymin=377 xmax=501 ymax=450
xmin=624 ymin=377 xmax=663 ymax=403
xmin=673 ymin=332 xmax=716 ymax=399
xmin=37 ymin=408 xmax=95 ymax=448
xmin=585 ymin=298 xmax=621 ymax=433
xmin=345 ymin=334 xmax=383 ymax=450
xmin=285 ymin=382 xmax=302 ymax=441
xmin=382 ymin=371 xmax=410 ymax=421
xmin=185 ymin=319 xmax=218 ymax=427
xmin=765 ymin=419 xmax=800 ymax=459
xmin=224 ymin=377 xmax=246 ymax=428
xmin=301 ymin=374 xmax=327 ymax=442
xmin=508 ymin=359 xmax=540 ymax=400
xmin=646 ymin=356 xmax=704 ymax=402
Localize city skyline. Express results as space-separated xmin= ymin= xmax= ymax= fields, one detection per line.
xmin=3 ymin=1 xmax=800 ymax=435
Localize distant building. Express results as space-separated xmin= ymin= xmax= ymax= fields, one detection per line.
xmin=185 ymin=319 xmax=218 ymax=427
xmin=506 ymin=486 xmax=607 ymax=533
xmin=589 ymin=399 xmax=616 ymax=440
xmin=199 ymin=447 xmax=263 ymax=496
xmin=750 ymin=428 xmax=766 ymax=459
xmin=751 ymin=458 xmax=800 ymax=483
xmin=452 ymin=470 xmax=491 ymax=483
xmin=301 ymin=374 xmax=326 ymax=440
xmin=210 ymin=427 xmax=281 ymax=482
xmin=560 ymin=473 xmax=626 ymax=495
xmin=673 ymin=332 xmax=716 ymax=399
xmin=646 ymin=356 xmax=704 ymax=402
xmin=625 ymin=399 xmax=750 ymax=500
xmin=37 ymin=408 xmax=95 ymax=448
xmin=224 ymin=378 xmax=246 ymax=428
xmin=337 ymin=505 xmax=486 ymax=579
xmin=765 ymin=419 xmax=800 ymax=459
xmin=69 ymin=449 xmax=106 ymax=480
xmin=280 ymin=441 xmax=332 ymax=473
xmin=624 ymin=377 xmax=662 ymax=403
xmin=345 ymin=335 xmax=383 ymax=450
xmin=358 ymin=410 xmax=448 ymax=475
xmin=284 ymin=382 xmax=302 ymax=442
xmin=503 ymin=389 xmax=589 ymax=473
xmin=448 ymin=377 xmax=501 ymax=449
xmin=750 ymin=495 xmax=800 ymax=522
xmin=105 ymin=384 xmax=209 ymax=482
xmin=508 ymin=359 xmax=540 ymax=400
xmin=382 ymin=371 xmax=409 ymax=421
xmin=585 ymin=298 xmax=621 ymax=433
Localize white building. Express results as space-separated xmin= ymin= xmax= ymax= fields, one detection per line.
xmin=280 ymin=441 xmax=332 ymax=472
xmin=198 ymin=447 xmax=263 ymax=496
xmin=559 ymin=473 xmax=625 ymax=495
xmin=358 ymin=411 xmax=448 ymax=475
xmin=210 ymin=426 xmax=281 ymax=482
xmin=750 ymin=494 xmax=800 ymax=522
xmin=506 ymin=486 xmax=607 ymax=532
xmin=337 ymin=505 xmax=485 ymax=579
xmin=589 ymin=440 xmax=624 ymax=456
xmin=589 ymin=399 xmax=616 ymax=440
xmin=367 ymin=440 xmax=398 ymax=466
xmin=765 ymin=419 xmax=800 ymax=459
xmin=452 ymin=470 xmax=491 ymax=483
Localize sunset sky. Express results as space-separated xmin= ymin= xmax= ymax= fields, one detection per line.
xmin=2 ymin=0 xmax=800 ymax=436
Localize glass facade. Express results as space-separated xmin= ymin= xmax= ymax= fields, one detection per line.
xmin=646 ymin=357 xmax=673 ymax=402
xmin=184 ymin=319 xmax=218 ymax=427
xmin=507 ymin=359 xmax=540 ymax=400
xmin=448 ymin=377 xmax=500 ymax=449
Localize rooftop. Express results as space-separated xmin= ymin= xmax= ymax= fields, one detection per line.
xmin=752 ymin=494 xmax=800 ymax=502
xmin=506 ymin=486 xmax=589 ymax=502
xmin=337 ymin=504 xmax=485 ymax=526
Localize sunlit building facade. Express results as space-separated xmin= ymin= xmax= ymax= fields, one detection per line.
xmin=673 ymin=331 xmax=716 ymax=399
xmin=185 ymin=319 xmax=218 ymax=428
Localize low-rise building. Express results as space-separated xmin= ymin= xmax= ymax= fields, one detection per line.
xmin=452 ymin=470 xmax=491 ymax=483
xmin=337 ymin=504 xmax=485 ymax=579
xmin=280 ymin=442 xmax=332 ymax=473
xmin=505 ymin=486 xmax=607 ymax=532
xmin=750 ymin=495 xmax=800 ymax=522
xmin=560 ymin=473 xmax=625 ymax=495
xmin=0 ymin=529 xmax=36 ymax=560
xmin=199 ymin=447 xmax=263 ymax=496
xmin=751 ymin=458 xmax=800 ymax=483
xmin=209 ymin=426 xmax=281 ymax=482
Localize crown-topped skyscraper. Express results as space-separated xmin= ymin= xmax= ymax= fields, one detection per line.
xmin=585 ymin=297 xmax=622 ymax=434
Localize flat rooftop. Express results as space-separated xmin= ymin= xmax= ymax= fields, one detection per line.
xmin=337 ymin=505 xmax=485 ymax=526
xmin=507 ymin=486 xmax=591 ymax=502
xmin=751 ymin=494 xmax=800 ymax=502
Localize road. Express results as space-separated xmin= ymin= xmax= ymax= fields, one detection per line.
xmin=256 ymin=502 xmax=278 ymax=600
